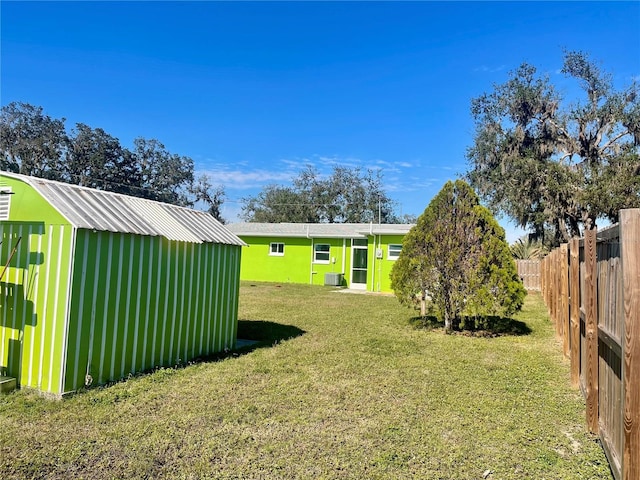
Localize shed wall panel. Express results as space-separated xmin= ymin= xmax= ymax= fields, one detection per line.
xmin=63 ymin=230 xmax=241 ymax=393
xmin=0 ymin=221 xmax=74 ymax=395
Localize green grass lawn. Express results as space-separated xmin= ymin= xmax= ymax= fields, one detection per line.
xmin=0 ymin=283 xmax=611 ymax=479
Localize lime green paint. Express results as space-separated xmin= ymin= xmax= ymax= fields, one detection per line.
xmin=1 ymin=173 xmax=242 ymax=396
xmin=0 ymin=221 xmax=74 ymax=395
xmin=0 ymin=174 xmax=76 ymax=394
xmin=239 ymin=236 xmax=348 ymax=286
xmin=0 ymin=176 xmax=68 ymax=225
xmin=369 ymin=234 xmax=405 ymax=293
xmin=237 ymin=233 xmax=406 ymax=293
xmin=310 ymin=238 xmax=346 ymax=286
xmin=240 ymin=236 xmax=311 ymax=284
xmin=64 ymin=231 xmax=241 ymax=394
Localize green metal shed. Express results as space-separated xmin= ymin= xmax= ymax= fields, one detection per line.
xmin=0 ymin=172 xmax=245 ymax=397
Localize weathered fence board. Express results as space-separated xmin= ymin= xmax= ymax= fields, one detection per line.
xmin=621 ymin=210 xmax=640 ymax=480
xmin=570 ymin=237 xmax=580 ymax=387
xmin=540 ymin=208 xmax=639 ymax=480
xmin=585 ymin=228 xmax=599 ymax=435
xmin=515 ymin=259 xmax=541 ymax=290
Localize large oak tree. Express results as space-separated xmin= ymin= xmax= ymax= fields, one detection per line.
xmin=0 ymin=102 xmax=68 ymax=179
xmin=0 ymin=102 xmax=226 ymax=221
xmin=467 ymin=51 xmax=640 ymax=245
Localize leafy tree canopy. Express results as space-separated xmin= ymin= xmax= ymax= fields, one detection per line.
xmin=467 ymin=51 xmax=640 ymax=246
xmin=0 ymin=102 xmax=67 ymax=179
xmin=241 ymin=165 xmax=403 ymax=223
xmin=391 ymin=180 xmax=526 ymax=332
xmin=0 ymin=102 xmax=226 ymax=221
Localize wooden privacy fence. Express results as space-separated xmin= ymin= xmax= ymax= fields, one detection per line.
xmin=540 ymin=209 xmax=639 ymax=480
xmin=515 ymin=259 xmax=541 ymax=290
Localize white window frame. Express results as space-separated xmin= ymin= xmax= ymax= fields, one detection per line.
xmin=269 ymin=242 xmax=285 ymax=256
xmin=313 ymin=243 xmax=330 ymax=264
xmin=388 ymin=244 xmax=402 ymax=260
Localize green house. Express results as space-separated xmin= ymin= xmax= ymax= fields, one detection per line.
xmin=0 ymin=172 xmax=245 ymax=397
xmin=227 ymin=223 xmax=413 ymax=293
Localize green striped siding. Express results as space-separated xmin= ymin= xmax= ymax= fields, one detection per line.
xmin=2 ymin=175 xmax=242 ymax=396
xmin=64 ymin=230 xmax=241 ymax=393
xmin=0 ymin=221 xmax=74 ymax=395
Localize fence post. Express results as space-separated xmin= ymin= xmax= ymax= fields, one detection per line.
xmin=552 ymin=248 xmax=559 ymax=335
xmin=570 ymin=237 xmax=580 ymax=387
xmin=544 ymin=254 xmax=550 ymax=310
xmin=560 ymin=243 xmax=569 ymax=358
xmin=584 ymin=227 xmax=598 ymax=434
xmin=556 ymin=247 xmax=562 ymax=338
xmin=621 ymin=209 xmax=640 ymax=480
xmin=540 ymin=256 xmax=549 ymax=302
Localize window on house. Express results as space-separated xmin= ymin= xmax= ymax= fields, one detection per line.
xmin=314 ymin=244 xmax=330 ymax=263
xmin=388 ymin=244 xmax=402 ymax=260
xmin=0 ymin=187 xmax=11 ymax=221
xmin=269 ymin=242 xmax=284 ymax=256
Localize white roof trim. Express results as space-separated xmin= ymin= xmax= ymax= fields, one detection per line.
xmin=227 ymin=222 xmax=414 ymax=239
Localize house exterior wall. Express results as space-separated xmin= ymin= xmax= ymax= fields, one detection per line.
xmin=0 ymin=176 xmax=75 ymax=395
xmin=309 ymin=237 xmax=348 ymax=287
xmin=239 ymin=236 xmax=349 ymax=287
xmin=369 ymin=234 xmax=404 ymax=293
xmin=240 ymin=236 xmax=312 ymax=284
xmin=237 ymin=233 xmax=405 ymax=293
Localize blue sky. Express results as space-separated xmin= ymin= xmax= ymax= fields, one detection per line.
xmin=2 ymin=1 xmax=639 ymax=240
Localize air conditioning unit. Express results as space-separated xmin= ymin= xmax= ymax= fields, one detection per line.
xmin=324 ymin=272 xmax=344 ymax=286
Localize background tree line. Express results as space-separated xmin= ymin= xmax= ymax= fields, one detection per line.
xmin=1 ymin=102 xmax=225 ymax=221
xmin=1 ymin=102 xmax=409 ymax=225
xmin=467 ymin=51 xmax=640 ymax=247
xmin=240 ymin=164 xmax=413 ymax=224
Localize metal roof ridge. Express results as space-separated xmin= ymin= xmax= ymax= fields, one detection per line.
xmin=1 ymin=171 xmax=245 ymax=245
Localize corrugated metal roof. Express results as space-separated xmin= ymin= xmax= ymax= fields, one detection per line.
xmin=1 ymin=172 xmax=245 ymax=246
xmin=227 ymin=222 xmax=414 ymax=238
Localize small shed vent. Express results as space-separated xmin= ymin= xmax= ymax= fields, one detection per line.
xmin=324 ymin=272 xmax=344 ymax=287
xmin=0 ymin=187 xmax=12 ymax=220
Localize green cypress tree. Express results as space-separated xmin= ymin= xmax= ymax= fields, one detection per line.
xmin=390 ymin=180 xmax=526 ymax=332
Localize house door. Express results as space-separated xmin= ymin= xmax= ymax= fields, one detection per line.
xmin=351 ymin=239 xmax=368 ymax=290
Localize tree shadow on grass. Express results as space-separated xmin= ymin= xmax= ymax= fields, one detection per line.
xmin=409 ymin=315 xmax=531 ymax=337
